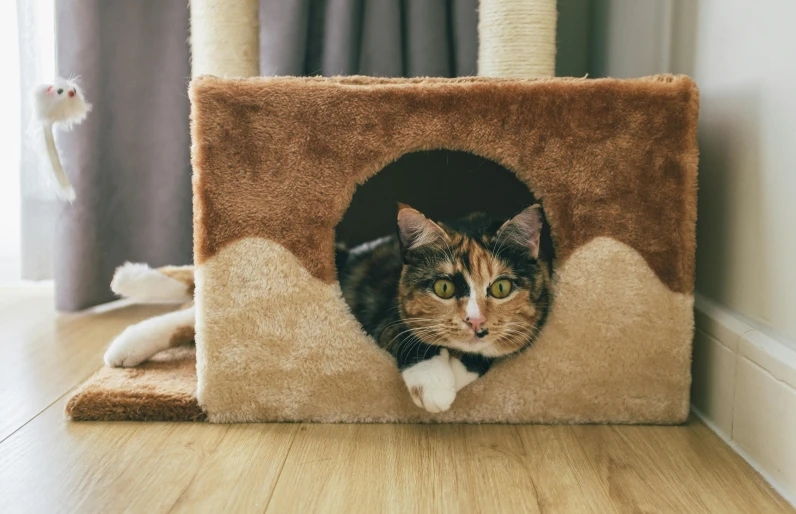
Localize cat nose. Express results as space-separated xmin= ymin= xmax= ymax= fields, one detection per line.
xmin=465 ymin=313 xmax=486 ymax=332
xmin=68 ymin=90 xmax=75 ymax=98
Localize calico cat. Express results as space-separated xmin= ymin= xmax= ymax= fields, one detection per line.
xmin=338 ymin=204 xmax=553 ymax=413
xmin=103 ymin=204 xmax=553 ymax=415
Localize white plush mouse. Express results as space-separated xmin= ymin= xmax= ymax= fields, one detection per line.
xmin=32 ymin=77 xmax=91 ymax=201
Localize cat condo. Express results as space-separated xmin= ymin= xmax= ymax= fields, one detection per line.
xmin=65 ymin=1 xmax=699 ymax=424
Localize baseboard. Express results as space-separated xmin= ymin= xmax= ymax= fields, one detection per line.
xmin=692 ymin=406 xmax=796 ymax=508
xmin=692 ymin=294 xmax=796 ymax=506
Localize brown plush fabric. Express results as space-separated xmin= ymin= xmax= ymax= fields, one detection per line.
xmin=69 ymin=75 xmax=699 ymax=423
xmin=65 ymin=347 xmax=204 ymax=422
xmin=191 ymin=75 xmax=698 ymax=424
xmin=191 ymin=75 xmax=698 ymax=294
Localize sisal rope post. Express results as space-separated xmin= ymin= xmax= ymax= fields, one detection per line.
xmin=190 ymin=0 xmax=260 ymax=78
xmin=477 ymin=0 xmax=557 ymax=78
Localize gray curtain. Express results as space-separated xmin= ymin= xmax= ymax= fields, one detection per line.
xmin=52 ymin=0 xmax=477 ymax=311
xmin=53 ymin=1 xmax=192 ymax=311
xmin=260 ymin=0 xmax=479 ymax=77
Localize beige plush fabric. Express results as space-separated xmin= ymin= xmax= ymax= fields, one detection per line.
xmin=197 ymin=236 xmax=692 ymax=423
xmin=67 ymin=75 xmax=699 ymax=423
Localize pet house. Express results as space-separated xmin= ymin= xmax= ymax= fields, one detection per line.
xmin=67 ymin=74 xmax=699 ymax=424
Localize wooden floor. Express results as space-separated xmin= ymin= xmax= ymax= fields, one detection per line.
xmin=0 ymin=286 xmax=792 ymax=513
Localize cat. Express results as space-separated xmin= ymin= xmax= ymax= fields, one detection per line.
xmin=103 ymin=264 xmax=196 ymax=368
xmin=103 ymin=205 xmax=553 ymax=413
xmin=337 ymin=204 xmax=553 ymax=412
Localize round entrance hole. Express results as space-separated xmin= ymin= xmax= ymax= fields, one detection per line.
xmin=335 ymin=150 xmax=538 ymax=247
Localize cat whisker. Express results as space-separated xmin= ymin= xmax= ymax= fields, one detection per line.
xmin=496 ymin=331 xmax=530 ymax=345
xmin=388 ymin=324 xmax=447 ymax=350
xmin=383 ymin=317 xmax=438 ymax=329
xmin=496 ymin=330 xmax=529 ymax=351
xmin=400 ymin=332 xmax=442 ymax=362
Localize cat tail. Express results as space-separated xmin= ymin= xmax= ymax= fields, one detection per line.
xmin=110 ymin=262 xmax=194 ymax=303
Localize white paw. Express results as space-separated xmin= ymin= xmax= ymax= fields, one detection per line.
xmin=401 ymin=349 xmax=457 ymax=413
xmin=450 ymin=357 xmax=480 ymax=391
xmin=104 ymin=325 xmax=154 ymax=367
xmin=103 ymin=307 xmax=195 ymax=368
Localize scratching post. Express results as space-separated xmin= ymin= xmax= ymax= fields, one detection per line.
xmin=478 ymin=0 xmax=557 ymax=77
xmin=189 ymin=0 xmax=259 ymax=77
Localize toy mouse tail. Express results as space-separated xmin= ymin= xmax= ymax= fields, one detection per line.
xmin=42 ymin=125 xmax=76 ymax=201
xmin=111 ymin=263 xmax=195 ymax=303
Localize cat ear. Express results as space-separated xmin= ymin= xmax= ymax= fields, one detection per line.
xmin=498 ymin=205 xmax=543 ymax=259
xmin=397 ymin=204 xmax=447 ymax=250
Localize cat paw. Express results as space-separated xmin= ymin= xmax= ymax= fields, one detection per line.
xmin=104 ymin=325 xmax=155 ymax=367
xmin=450 ymin=357 xmax=480 ymax=391
xmin=104 ymin=307 xmax=195 ymax=368
xmin=401 ymin=349 xmax=457 ymax=413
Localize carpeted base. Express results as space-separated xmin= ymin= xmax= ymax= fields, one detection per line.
xmin=65 ymin=347 xmax=205 ymax=422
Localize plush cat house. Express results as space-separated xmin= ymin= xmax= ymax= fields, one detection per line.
xmin=67 ymin=74 xmax=699 ymax=424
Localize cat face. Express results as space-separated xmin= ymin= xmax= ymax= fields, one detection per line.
xmin=397 ymin=205 xmax=551 ymax=357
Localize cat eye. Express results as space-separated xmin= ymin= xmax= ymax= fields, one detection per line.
xmin=433 ymin=279 xmax=455 ymax=299
xmin=57 ymin=88 xmax=63 ymax=94
xmin=490 ymin=279 xmax=512 ymax=298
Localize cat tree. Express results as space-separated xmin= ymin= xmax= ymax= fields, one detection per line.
xmin=65 ymin=1 xmax=699 ymax=424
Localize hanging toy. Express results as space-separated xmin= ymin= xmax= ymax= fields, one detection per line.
xmin=32 ymin=77 xmax=91 ymax=202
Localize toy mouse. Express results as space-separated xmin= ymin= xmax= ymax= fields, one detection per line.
xmin=32 ymin=77 xmax=91 ymax=201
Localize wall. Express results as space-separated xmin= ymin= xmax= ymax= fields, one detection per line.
xmin=589 ymin=0 xmax=796 ymax=346
xmin=672 ymin=1 xmax=796 ymax=346
xmin=586 ymin=0 xmax=796 ymax=504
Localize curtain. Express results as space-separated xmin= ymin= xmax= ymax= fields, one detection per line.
xmin=51 ymin=0 xmax=477 ymax=311
xmin=18 ymin=0 xmax=58 ymax=281
xmin=52 ymin=1 xmax=192 ymax=311
xmin=260 ymin=0 xmax=479 ymax=77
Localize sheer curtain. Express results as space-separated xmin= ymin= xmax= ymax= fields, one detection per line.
xmin=0 ymin=2 xmax=22 ymax=282
xmin=15 ymin=0 xmax=57 ymax=282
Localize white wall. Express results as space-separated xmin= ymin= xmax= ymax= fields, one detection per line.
xmin=590 ymin=0 xmax=796 ymax=346
xmin=588 ymin=0 xmax=672 ymax=77
xmin=678 ymin=1 xmax=796 ymax=346
xmin=588 ymin=1 xmax=796 ymax=502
